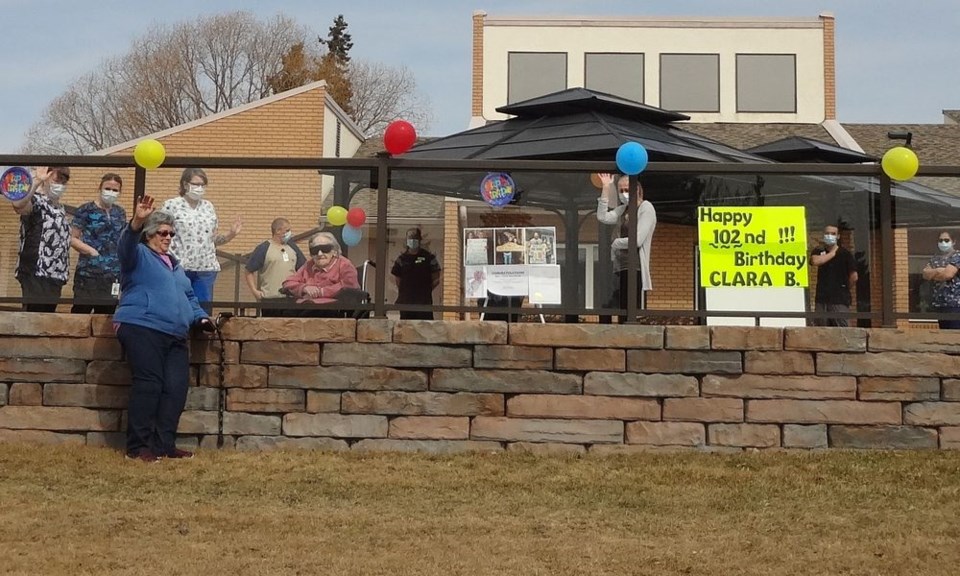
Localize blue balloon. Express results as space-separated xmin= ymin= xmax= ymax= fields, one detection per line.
xmin=615 ymin=142 xmax=649 ymax=176
xmin=342 ymin=224 xmax=362 ymax=247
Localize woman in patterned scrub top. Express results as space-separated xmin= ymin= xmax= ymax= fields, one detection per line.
xmin=161 ymin=168 xmax=242 ymax=312
xmin=922 ymin=231 xmax=960 ymax=329
xmin=70 ymin=173 xmax=126 ymax=314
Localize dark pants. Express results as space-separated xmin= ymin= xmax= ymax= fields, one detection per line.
xmin=600 ymin=269 xmax=643 ymax=324
xmin=400 ymin=311 xmax=435 ymax=320
xmin=479 ymin=294 xmax=524 ymax=322
xmin=117 ymin=323 xmax=190 ymax=456
xmin=18 ymin=274 xmax=63 ymax=312
xmin=72 ymin=277 xmax=117 ymax=314
xmin=813 ymin=302 xmax=850 ymax=327
xmin=936 ymin=306 xmax=960 ymax=330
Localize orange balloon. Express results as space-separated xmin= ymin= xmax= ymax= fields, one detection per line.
xmin=590 ymin=173 xmax=603 ymax=189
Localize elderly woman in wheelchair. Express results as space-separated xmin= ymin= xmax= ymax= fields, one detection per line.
xmin=281 ymin=232 xmax=364 ymax=317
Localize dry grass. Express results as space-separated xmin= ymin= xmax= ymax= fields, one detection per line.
xmin=1 ymin=445 xmax=959 ymax=575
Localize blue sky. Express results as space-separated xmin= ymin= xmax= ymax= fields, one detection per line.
xmin=1 ymin=0 xmax=958 ymax=152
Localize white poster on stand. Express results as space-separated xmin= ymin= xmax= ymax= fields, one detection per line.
xmin=528 ymin=265 xmax=562 ymax=304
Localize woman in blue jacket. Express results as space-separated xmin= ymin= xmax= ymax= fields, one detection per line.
xmin=114 ymin=194 xmax=213 ymax=462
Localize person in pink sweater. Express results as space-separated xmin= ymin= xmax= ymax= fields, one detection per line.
xmin=282 ymin=232 xmax=359 ymax=306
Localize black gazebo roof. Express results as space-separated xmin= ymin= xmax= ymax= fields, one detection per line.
xmin=405 ymin=87 xmax=764 ymax=164
xmin=747 ymin=136 xmax=877 ymax=164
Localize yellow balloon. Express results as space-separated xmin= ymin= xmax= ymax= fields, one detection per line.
xmin=327 ymin=205 xmax=347 ymax=226
xmin=133 ymin=139 xmax=166 ymax=170
xmin=881 ymin=146 xmax=919 ymax=181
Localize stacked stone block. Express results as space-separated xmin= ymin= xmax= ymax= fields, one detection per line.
xmin=3 ymin=312 xmax=960 ymax=453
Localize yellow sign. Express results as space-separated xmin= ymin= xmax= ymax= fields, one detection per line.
xmin=698 ymin=206 xmax=808 ymax=288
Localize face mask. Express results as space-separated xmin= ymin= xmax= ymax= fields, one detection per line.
xmin=406 ymin=239 xmax=420 ymax=250
xmin=48 ymin=183 xmax=66 ymax=200
xmin=619 ymin=192 xmax=629 ymax=204
xmin=939 ymin=241 xmax=954 ymax=253
xmin=185 ymin=185 xmax=205 ymax=201
xmin=282 ymin=231 xmax=293 ymax=244
xmin=823 ymin=234 xmax=837 ymax=246
xmin=100 ymin=189 xmax=119 ymax=205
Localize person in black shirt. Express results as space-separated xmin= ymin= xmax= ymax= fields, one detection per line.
xmin=810 ymin=224 xmax=858 ymax=327
xmin=9 ymin=166 xmax=72 ymax=312
xmin=391 ymin=228 xmax=440 ymax=319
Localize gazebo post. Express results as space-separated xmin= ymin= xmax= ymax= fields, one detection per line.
xmin=563 ymin=207 xmax=581 ymax=323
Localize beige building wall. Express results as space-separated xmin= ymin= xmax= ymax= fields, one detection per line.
xmin=476 ymin=13 xmax=830 ymax=124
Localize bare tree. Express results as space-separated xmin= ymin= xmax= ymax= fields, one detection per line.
xmin=22 ymin=12 xmax=310 ymax=154
xmin=348 ymin=60 xmax=432 ymax=136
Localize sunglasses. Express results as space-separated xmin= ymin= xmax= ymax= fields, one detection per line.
xmin=310 ymin=244 xmax=335 ymax=255
xmin=155 ymin=230 xmax=176 ymax=238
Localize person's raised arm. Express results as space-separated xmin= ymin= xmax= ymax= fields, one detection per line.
xmin=595 ymin=173 xmax=624 ymax=225
xmin=118 ymin=194 xmax=156 ymax=272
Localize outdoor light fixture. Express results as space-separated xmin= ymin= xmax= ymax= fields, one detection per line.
xmin=887 ymin=131 xmax=913 ymax=148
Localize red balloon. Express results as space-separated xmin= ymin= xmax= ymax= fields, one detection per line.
xmin=383 ymin=120 xmax=417 ymax=155
xmin=346 ymin=207 xmax=366 ymax=227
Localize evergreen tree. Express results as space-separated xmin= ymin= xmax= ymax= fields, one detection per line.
xmin=319 ymin=15 xmax=353 ymax=65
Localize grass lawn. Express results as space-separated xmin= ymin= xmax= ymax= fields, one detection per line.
xmin=1 ymin=444 xmax=958 ymax=575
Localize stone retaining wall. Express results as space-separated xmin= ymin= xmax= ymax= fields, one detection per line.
xmin=2 ymin=312 xmax=960 ymax=453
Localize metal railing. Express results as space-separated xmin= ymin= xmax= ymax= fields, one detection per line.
xmin=4 ymin=153 xmax=960 ymax=326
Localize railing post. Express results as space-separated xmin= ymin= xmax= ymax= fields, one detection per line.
xmin=234 ymin=253 xmax=242 ymax=317
xmin=374 ymin=156 xmax=389 ymax=318
xmin=133 ymin=166 xmax=146 ymax=206
xmin=625 ymin=175 xmax=639 ymax=323
xmin=879 ymin=173 xmax=895 ymax=327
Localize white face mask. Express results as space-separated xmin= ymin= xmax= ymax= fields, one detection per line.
xmin=48 ymin=183 xmax=66 ymax=200
xmin=939 ymin=240 xmax=954 ymax=253
xmin=100 ymin=189 xmax=120 ymax=205
xmin=619 ymin=192 xmax=629 ymax=205
xmin=186 ymin=184 xmax=205 ymax=201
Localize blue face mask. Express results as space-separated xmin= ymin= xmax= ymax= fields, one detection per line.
xmin=406 ymin=239 xmax=420 ymax=250
xmin=939 ymin=240 xmax=954 ymax=253
xmin=823 ymin=234 xmax=837 ymax=246
xmin=282 ymin=231 xmax=293 ymax=244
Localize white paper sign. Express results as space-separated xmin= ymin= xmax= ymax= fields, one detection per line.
xmin=528 ymin=265 xmax=562 ymax=304
xmin=485 ymin=266 xmax=530 ymax=296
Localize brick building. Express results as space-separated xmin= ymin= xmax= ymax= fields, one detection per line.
xmin=0 ymin=80 xmax=365 ymax=304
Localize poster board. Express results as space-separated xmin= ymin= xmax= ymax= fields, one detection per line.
xmin=463 ymin=227 xmax=560 ymax=303
xmin=698 ymin=207 xmax=808 ymax=327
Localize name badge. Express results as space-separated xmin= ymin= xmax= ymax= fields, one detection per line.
xmin=282 ymin=250 xmax=290 ymax=262
xmin=111 ymin=281 xmax=120 ymax=297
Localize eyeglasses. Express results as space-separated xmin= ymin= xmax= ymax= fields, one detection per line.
xmin=310 ymin=244 xmax=334 ymax=255
xmin=155 ymin=230 xmax=176 ymax=238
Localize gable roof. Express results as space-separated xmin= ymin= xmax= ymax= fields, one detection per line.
xmin=92 ymin=80 xmax=365 ymax=155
